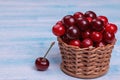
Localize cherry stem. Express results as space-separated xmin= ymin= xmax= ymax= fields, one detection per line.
xmin=44 ymin=41 xmax=55 ymax=58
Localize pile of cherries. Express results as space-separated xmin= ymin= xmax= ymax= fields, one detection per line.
xmin=52 ymin=11 xmax=118 ymax=48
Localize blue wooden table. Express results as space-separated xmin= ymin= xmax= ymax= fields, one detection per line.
xmin=0 ymin=0 xmax=120 ymax=80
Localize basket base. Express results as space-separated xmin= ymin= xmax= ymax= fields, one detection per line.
xmin=60 ymin=63 xmax=109 ymax=79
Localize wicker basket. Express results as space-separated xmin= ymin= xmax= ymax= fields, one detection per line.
xmin=57 ymin=37 xmax=115 ymax=79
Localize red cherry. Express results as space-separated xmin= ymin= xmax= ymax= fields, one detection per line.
xmin=35 ymin=57 xmax=49 ymax=71
xmin=69 ymin=40 xmax=81 ymax=47
xmin=84 ymin=11 xmax=97 ymax=19
xmin=66 ymin=26 xmax=80 ymax=39
xmin=95 ymin=41 xmax=105 ymax=47
xmin=82 ymin=30 xmax=91 ymax=39
xmin=91 ymin=31 xmax=102 ymax=43
xmin=82 ymin=38 xmax=93 ymax=48
xmin=91 ymin=18 xmax=104 ymax=31
xmin=86 ymin=17 xmax=93 ymax=31
xmin=35 ymin=42 xmax=55 ymax=71
xmin=98 ymin=16 xmax=108 ymax=26
xmin=62 ymin=15 xmax=75 ymax=28
xmin=103 ymin=31 xmax=115 ymax=44
xmin=87 ymin=17 xmax=93 ymax=23
xmin=105 ymin=23 xmax=118 ymax=34
xmin=61 ymin=34 xmax=71 ymax=44
xmin=77 ymin=17 xmax=90 ymax=31
xmin=56 ymin=21 xmax=63 ymax=25
xmin=73 ymin=12 xmax=84 ymax=20
xmin=52 ymin=24 xmax=65 ymax=36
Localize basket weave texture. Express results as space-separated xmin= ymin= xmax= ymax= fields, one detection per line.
xmin=57 ymin=37 xmax=115 ymax=79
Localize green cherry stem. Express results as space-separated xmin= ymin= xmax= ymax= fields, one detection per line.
xmin=43 ymin=41 xmax=55 ymax=58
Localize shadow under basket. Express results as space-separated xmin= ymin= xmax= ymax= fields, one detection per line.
xmin=57 ymin=37 xmax=115 ymax=79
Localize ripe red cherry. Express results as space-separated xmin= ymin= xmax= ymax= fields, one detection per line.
xmin=69 ymin=40 xmax=81 ymax=47
xmin=95 ymin=41 xmax=105 ymax=47
xmin=66 ymin=26 xmax=80 ymax=39
xmin=61 ymin=34 xmax=71 ymax=44
xmin=87 ymin=17 xmax=93 ymax=23
xmin=62 ymin=15 xmax=75 ymax=28
xmin=82 ymin=30 xmax=91 ymax=39
xmin=56 ymin=21 xmax=63 ymax=25
xmin=35 ymin=42 xmax=55 ymax=71
xmin=91 ymin=31 xmax=102 ymax=42
xmin=91 ymin=18 xmax=104 ymax=31
xmin=103 ymin=31 xmax=115 ymax=44
xmin=35 ymin=57 xmax=49 ymax=71
xmin=82 ymin=38 xmax=93 ymax=48
xmin=84 ymin=11 xmax=97 ymax=19
xmin=77 ymin=17 xmax=90 ymax=31
xmin=98 ymin=16 xmax=108 ymax=26
xmin=52 ymin=24 xmax=65 ymax=36
xmin=73 ymin=12 xmax=84 ymax=20
xmin=105 ymin=23 xmax=118 ymax=34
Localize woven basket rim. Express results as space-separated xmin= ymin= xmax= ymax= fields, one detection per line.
xmin=57 ymin=37 xmax=116 ymax=51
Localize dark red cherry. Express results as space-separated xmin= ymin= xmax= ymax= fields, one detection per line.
xmin=62 ymin=15 xmax=75 ymax=28
xmin=96 ymin=41 xmax=105 ymax=47
xmin=35 ymin=42 xmax=55 ymax=71
xmin=35 ymin=57 xmax=49 ymax=71
xmin=98 ymin=16 xmax=108 ymax=26
xmin=91 ymin=18 xmax=104 ymax=31
xmin=77 ymin=17 xmax=90 ymax=31
xmin=91 ymin=31 xmax=102 ymax=43
xmin=103 ymin=31 xmax=115 ymax=44
xmin=84 ymin=11 xmax=97 ymax=19
xmin=66 ymin=26 xmax=80 ymax=39
xmin=82 ymin=38 xmax=93 ymax=48
xmin=56 ymin=21 xmax=63 ymax=25
xmin=69 ymin=39 xmax=81 ymax=47
xmin=82 ymin=30 xmax=91 ymax=39
xmin=73 ymin=12 xmax=84 ymax=20
xmin=61 ymin=34 xmax=71 ymax=44
xmin=87 ymin=17 xmax=93 ymax=23
xmin=52 ymin=24 xmax=65 ymax=36
xmin=105 ymin=23 xmax=118 ymax=34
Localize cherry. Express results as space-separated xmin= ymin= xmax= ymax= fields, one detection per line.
xmin=87 ymin=17 xmax=93 ymax=23
xmin=69 ymin=39 xmax=81 ymax=47
xmin=35 ymin=57 xmax=49 ymax=71
xmin=35 ymin=42 xmax=55 ymax=71
xmin=56 ymin=21 xmax=63 ymax=25
xmin=62 ymin=15 xmax=75 ymax=28
xmin=82 ymin=30 xmax=91 ymax=39
xmin=91 ymin=18 xmax=104 ymax=31
xmin=82 ymin=38 xmax=93 ymax=48
xmin=95 ymin=41 xmax=105 ymax=47
xmin=103 ymin=31 xmax=115 ymax=44
xmin=52 ymin=24 xmax=65 ymax=36
xmin=66 ymin=26 xmax=80 ymax=39
xmin=77 ymin=17 xmax=90 ymax=31
xmin=98 ymin=16 xmax=108 ymax=26
xmin=91 ymin=31 xmax=102 ymax=43
xmin=73 ymin=12 xmax=84 ymax=20
xmin=86 ymin=17 xmax=93 ymax=30
xmin=105 ymin=23 xmax=118 ymax=34
xmin=61 ymin=34 xmax=71 ymax=44
xmin=84 ymin=11 xmax=97 ymax=19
